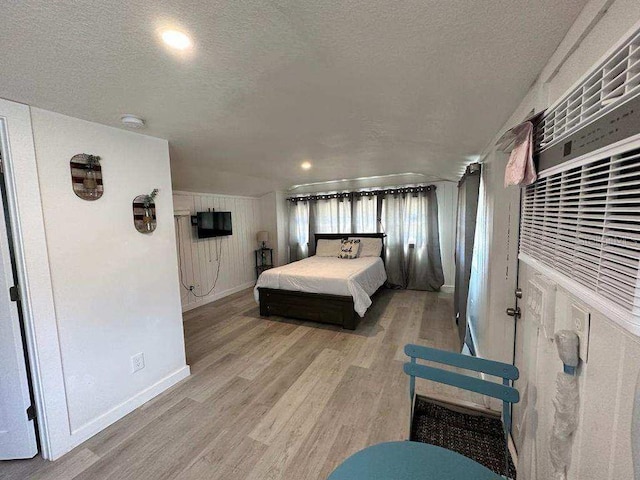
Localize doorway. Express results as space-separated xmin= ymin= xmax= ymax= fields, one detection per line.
xmin=0 ymin=124 xmax=39 ymax=460
xmin=466 ymin=150 xmax=521 ymax=366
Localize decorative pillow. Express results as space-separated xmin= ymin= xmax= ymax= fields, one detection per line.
xmin=316 ymin=239 xmax=342 ymax=257
xmin=339 ymin=238 xmax=361 ymax=259
xmin=349 ymin=237 xmax=383 ymax=257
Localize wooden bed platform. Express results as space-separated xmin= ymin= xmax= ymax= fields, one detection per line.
xmin=257 ymin=233 xmax=385 ymax=330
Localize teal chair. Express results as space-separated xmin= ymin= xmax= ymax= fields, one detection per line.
xmin=328 ymin=344 xmax=520 ymax=480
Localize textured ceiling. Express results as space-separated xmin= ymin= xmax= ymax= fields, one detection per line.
xmin=1 ymin=0 xmax=586 ymax=196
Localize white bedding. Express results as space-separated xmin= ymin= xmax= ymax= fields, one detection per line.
xmin=254 ymin=256 xmax=387 ymax=317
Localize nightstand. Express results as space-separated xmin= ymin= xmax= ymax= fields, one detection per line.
xmin=255 ymin=248 xmax=274 ymax=279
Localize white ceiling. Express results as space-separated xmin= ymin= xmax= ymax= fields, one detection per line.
xmin=1 ymin=0 xmax=587 ymax=196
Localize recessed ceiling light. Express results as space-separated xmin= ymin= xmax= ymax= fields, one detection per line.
xmin=301 ymin=161 xmax=312 ymax=170
xmin=161 ymin=30 xmax=192 ymax=50
xmin=121 ymin=114 xmax=145 ymax=129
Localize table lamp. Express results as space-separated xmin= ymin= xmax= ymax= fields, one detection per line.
xmin=257 ymin=231 xmax=269 ymax=249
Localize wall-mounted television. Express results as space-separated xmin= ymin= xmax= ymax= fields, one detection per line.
xmin=196 ymin=211 xmax=232 ymax=238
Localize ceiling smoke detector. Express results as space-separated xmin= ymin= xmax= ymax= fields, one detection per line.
xmin=121 ymin=115 xmax=145 ymax=129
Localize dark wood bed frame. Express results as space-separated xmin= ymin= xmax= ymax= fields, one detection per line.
xmin=258 ymin=233 xmax=386 ymax=330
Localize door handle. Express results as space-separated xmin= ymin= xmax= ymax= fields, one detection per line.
xmin=506 ymin=307 xmax=521 ymax=318
xmin=515 ymin=288 xmax=523 ymax=299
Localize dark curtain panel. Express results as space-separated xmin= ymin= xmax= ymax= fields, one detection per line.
xmin=380 ymin=188 xmax=445 ymax=291
xmin=307 ymin=199 xmax=317 ymax=256
xmin=454 ymin=163 xmax=481 ymax=350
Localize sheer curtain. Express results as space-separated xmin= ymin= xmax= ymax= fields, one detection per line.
xmin=380 ymin=189 xmax=444 ymax=290
xmin=351 ymin=195 xmax=377 ymax=232
xmin=288 ymin=200 xmax=310 ymax=261
xmin=308 ymin=197 xmax=351 ymax=255
xmin=287 ymin=186 xmax=444 ymax=292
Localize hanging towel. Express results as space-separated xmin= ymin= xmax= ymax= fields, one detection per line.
xmin=504 ymin=121 xmax=537 ymax=187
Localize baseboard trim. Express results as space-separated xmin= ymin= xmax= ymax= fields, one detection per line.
xmin=181 ymin=281 xmax=255 ymax=314
xmin=51 ymin=366 xmax=191 ymax=460
xmin=441 ymin=284 xmax=454 ymax=294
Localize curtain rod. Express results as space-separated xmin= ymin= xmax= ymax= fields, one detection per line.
xmin=287 ymin=184 xmax=437 ymax=202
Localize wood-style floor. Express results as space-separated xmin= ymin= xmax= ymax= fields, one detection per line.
xmin=2 ymin=288 xmax=471 ymax=480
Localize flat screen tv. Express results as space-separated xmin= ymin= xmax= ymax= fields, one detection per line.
xmin=197 ymin=211 xmax=232 ymax=238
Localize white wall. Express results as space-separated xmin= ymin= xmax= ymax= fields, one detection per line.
xmin=513 ymin=263 xmax=640 ymax=480
xmin=259 ymin=192 xmax=279 ymax=265
xmin=173 ymin=191 xmax=262 ymax=312
xmin=275 ymin=191 xmax=289 ymax=266
xmin=258 ymin=191 xmax=291 ymax=268
xmin=473 ymin=1 xmax=640 ymax=478
xmin=27 ymin=108 xmax=189 ymax=458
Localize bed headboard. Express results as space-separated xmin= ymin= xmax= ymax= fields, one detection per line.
xmin=313 ymin=233 xmax=386 ymax=262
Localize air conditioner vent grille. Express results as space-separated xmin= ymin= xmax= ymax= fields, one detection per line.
xmin=521 ymin=148 xmax=640 ymax=316
xmin=538 ymin=29 xmax=640 ymax=150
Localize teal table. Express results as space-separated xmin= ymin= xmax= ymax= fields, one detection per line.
xmin=328 ymin=441 xmax=502 ymax=480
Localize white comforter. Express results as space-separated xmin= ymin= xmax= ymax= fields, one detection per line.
xmin=254 ymin=256 xmax=387 ymax=317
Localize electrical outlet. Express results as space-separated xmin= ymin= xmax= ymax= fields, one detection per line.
xmin=570 ymin=304 xmax=590 ymax=363
xmin=131 ymin=352 xmax=145 ymax=373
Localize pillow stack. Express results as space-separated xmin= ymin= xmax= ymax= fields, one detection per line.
xmin=314 ymin=237 xmax=383 ymax=259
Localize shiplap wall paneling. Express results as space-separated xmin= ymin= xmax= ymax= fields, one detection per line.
xmin=173 ymin=192 xmax=261 ymax=312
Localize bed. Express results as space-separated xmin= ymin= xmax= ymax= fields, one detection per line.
xmin=255 ymin=233 xmax=387 ymax=330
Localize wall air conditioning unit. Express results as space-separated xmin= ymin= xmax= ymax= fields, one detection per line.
xmin=520 ymin=23 xmax=640 ymax=337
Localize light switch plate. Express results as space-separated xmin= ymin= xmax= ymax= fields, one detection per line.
xmin=570 ymin=304 xmax=590 ymax=363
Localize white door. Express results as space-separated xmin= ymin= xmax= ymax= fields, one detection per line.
xmin=0 ymin=152 xmax=38 ymax=459
xmin=467 ymin=150 xmax=521 ymax=366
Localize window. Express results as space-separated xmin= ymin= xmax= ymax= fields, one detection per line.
xmin=352 ymin=196 xmax=377 ymax=233
xmin=313 ymin=197 xmax=352 ymax=233
xmin=287 ymin=186 xmax=444 ymax=290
